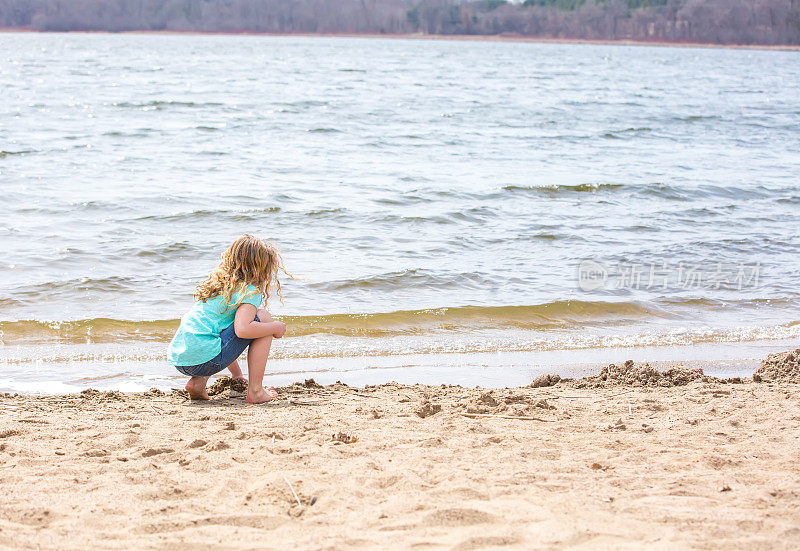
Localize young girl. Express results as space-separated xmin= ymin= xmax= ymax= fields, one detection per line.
xmin=167 ymin=235 xmax=288 ymax=403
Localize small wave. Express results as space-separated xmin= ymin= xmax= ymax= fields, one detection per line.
xmin=678 ymin=236 xmax=795 ymax=254
xmin=676 ymin=207 xmax=724 ymax=218
xmin=638 ymin=183 xmax=775 ymax=202
xmin=0 ymin=149 xmax=35 ymax=158
xmin=2 ymin=277 xmax=137 ymax=305
xmin=0 ymin=318 xmax=178 ymax=346
xmin=129 ymin=241 xmax=208 ymax=259
xmin=281 ymin=301 xmax=664 ymax=338
xmin=120 ymin=65 xmax=164 ymax=73
xmin=102 ymin=130 xmax=152 ymax=138
xmin=281 ymin=100 xmax=327 ymax=107
xmin=373 ymin=189 xmax=437 ymax=205
xmin=129 ymin=206 xmax=280 ymax=223
xmin=603 ymin=127 xmax=652 ymax=139
xmin=3 ymin=298 xmax=799 ymax=353
xmin=307 ymin=127 xmax=341 ymax=133
xmin=112 ymin=100 xmax=222 ymax=109
xmin=0 ymin=297 xmax=23 ymax=308
xmin=305 ymin=208 xmax=348 ymax=217
xmin=502 ymin=183 xmax=623 ymax=195
xmin=6 ymin=322 xmax=800 ymax=366
xmin=308 ymin=269 xmax=495 ymax=292
xmin=446 ymin=206 xmax=495 ymax=223
xmin=697 ymin=184 xmax=772 ymax=200
xmin=274 ymin=100 xmax=328 ymax=113
xmin=0 ymin=301 xmax=654 ymax=345
xmin=672 ymin=115 xmax=720 ymax=122
xmin=370 ymin=205 xmax=495 ymax=226
xmin=368 ymin=213 xmax=437 ymax=225
xmin=5 ymin=300 xmax=799 ymax=357
xmin=637 ymin=182 xmax=690 ymax=201
xmin=68 ymin=199 xmax=136 ymax=213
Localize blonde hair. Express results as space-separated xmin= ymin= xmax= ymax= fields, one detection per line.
xmin=195 ymin=235 xmax=288 ymax=314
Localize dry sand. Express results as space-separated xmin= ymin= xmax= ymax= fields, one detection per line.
xmin=2 ymin=360 xmax=800 ymax=550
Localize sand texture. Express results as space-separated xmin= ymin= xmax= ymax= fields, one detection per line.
xmin=754 ymin=348 xmax=800 ymax=383
xmin=2 ymin=370 xmax=800 ymax=549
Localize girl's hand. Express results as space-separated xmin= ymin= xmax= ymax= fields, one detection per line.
xmin=273 ymin=321 xmax=287 ymax=339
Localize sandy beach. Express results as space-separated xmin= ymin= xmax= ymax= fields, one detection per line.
xmin=2 ymin=358 xmax=800 ymax=550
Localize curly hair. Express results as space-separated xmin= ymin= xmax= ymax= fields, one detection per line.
xmin=195 ymin=235 xmax=288 ymax=314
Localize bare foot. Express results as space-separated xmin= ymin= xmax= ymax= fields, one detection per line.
xmin=186 ymin=377 xmax=210 ymax=400
xmin=246 ymin=387 xmax=278 ymax=404
xmin=233 ymin=376 xmax=249 ymax=385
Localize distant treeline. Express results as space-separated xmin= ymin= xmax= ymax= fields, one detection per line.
xmin=1 ymin=0 xmax=798 ymax=45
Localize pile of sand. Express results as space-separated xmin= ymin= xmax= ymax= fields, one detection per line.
xmin=575 ymin=360 xmax=713 ymax=388
xmin=457 ymin=391 xmax=556 ymax=416
xmin=415 ymin=401 xmax=443 ymax=418
xmin=78 ymin=389 xmax=124 ymax=401
xmin=531 ymin=374 xmax=561 ymax=388
xmin=207 ymin=376 xmax=248 ymax=396
xmin=754 ymin=349 xmax=800 ymax=383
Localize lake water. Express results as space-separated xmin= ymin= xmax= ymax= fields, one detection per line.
xmin=1 ymin=33 xmax=799 ymax=392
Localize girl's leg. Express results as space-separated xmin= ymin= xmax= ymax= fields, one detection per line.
xmin=226 ymin=359 xmax=247 ymax=382
xmin=256 ymin=309 xmax=272 ymax=323
xmin=245 ymin=334 xmax=278 ymax=404
xmin=185 ymin=376 xmax=210 ymax=400
xmin=231 ymin=309 xmax=271 ymax=383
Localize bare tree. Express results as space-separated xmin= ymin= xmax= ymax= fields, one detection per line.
xmin=0 ymin=0 xmax=797 ymax=45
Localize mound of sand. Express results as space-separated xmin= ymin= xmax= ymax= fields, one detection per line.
xmin=207 ymin=376 xmax=248 ymax=396
xmin=79 ymin=389 xmax=124 ymax=401
xmin=531 ymin=374 xmax=561 ymax=388
xmin=754 ymin=349 xmax=800 ymax=383
xmin=416 ymin=401 xmax=443 ymax=418
xmin=576 ymin=360 xmax=713 ymax=388
xmin=457 ymin=391 xmax=556 ymax=416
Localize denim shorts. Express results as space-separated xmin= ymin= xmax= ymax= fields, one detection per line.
xmin=175 ymin=315 xmax=260 ymax=377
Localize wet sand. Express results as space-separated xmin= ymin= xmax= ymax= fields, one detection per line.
xmin=2 ymin=370 xmax=800 ymax=549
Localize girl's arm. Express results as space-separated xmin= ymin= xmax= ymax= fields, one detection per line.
xmin=233 ymin=304 xmax=286 ymax=339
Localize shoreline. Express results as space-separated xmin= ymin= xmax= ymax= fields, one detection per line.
xmin=2 ymin=338 xmax=795 ymax=395
xmin=2 ymin=375 xmax=800 ymax=548
xmin=2 ymin=27 xmax=799 ymax=52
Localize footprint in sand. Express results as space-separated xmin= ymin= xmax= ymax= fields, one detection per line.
xmin=135 ymin=515 xmax=286 ymax=534
xmin=81 ymin=449 xmax=109 ymax=457
xmin=454 ymin=536 xmax=520 ymax=550
xmin=370 ymin=474 xmax=402 ymax=490
xmin=443 ymin=487 xmax=491 ymax=501
xmin=2 ymin=507 xmax=58 ymax=528
xmin=423 ymin=508 xmax=496 ymax=527
xmin=141 ymin=447 xmax=174 ymax=457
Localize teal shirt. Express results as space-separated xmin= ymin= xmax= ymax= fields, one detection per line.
xmin=167 ymin=285 xmax=263 ymax=367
